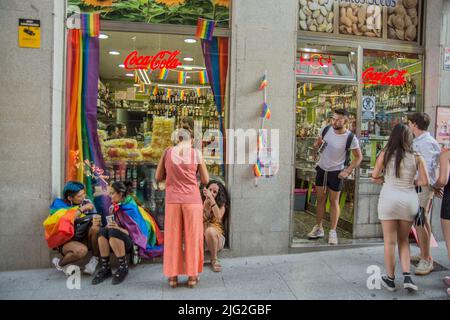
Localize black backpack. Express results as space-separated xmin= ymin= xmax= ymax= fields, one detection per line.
xmin=321 ymin=125 xmax=354 ymax=167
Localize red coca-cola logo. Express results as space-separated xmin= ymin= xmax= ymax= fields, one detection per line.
xmin=124 ymin=50 xmax=182 ymax=70
xmin=363 ymin=67 xmax=408 ymax=86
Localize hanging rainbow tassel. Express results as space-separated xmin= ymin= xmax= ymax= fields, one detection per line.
xmin=166 ymin=88 xmax=172 ymax=99
xmin=253 ymin=159 xmax=263 ymax=177
xmin=152 ymin=86 xmax=158 ymax=96
xmin=260 ymin=103 xmax=271 ymax=120
xmin=199 ymin=70 xmax=208 ymax=84
xmin=259 ymin=74 xmax=268 ymax=91
xmin=159 ymin=68 xmax=169 ymax=80
xmin=180 ymin=90 xmax=185 ymax=101
xmin=178 ymin=71 xmax=187 ymax=85
xmin=196 ymin=18 xmax=215 ymax=41
xmin=81 ymin=13 xmax=100 ymax=37
xmin=196 ymin=88 xmax=201 ymax=96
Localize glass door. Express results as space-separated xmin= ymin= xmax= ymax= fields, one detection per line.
xmin=293 ymin=82 xmax=358 ymax=245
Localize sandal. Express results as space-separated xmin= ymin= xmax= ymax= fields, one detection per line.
xmin=168 ymin=276 xmax=178 ymax=288
xmin=187 ymin=276 xmax=199 ymax=288
xmin=211 ymin=259 xmax=222 ymax=272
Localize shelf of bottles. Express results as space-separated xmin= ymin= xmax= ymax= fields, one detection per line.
xmin=359 ymin=79 xmax=419 ymax=178
xmin=146 ymin=90 xmax=225 ymax=133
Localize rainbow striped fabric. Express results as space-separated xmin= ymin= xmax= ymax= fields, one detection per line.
xmin=196 ymin=18 xmax=215 ymax=41
xmin=253 ymin=159 xmax=263 ymax=177
xmin=166 ymin=88 xmax=172 ymax=99
xmin=178 ymin=71 xmax=187 ymax=84
xmin=199 ymin=70 xmax=208 ymax=84
xmin=259 ymin=74 xmax=268 ymax=91
xmin=180 ymin=90 xmax=185 ymax=100
xmin=260 ymin=103 xmax=271 ymax=120
xmin=196 ymin=88 xmax=201 ymax=96
xmin=116 ymin=196 xmax=163 ymax=258
xmin=43 ymin=199 xmax=80 ymax=249
xmin=159 ymin=68 xmax=169 ymax=80
xmin=152 ymin=86 xmax=158 ymax=96
xmin=81 ymin=13 xmax=100 ymax=37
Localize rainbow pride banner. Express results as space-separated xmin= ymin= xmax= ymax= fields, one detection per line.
xmin=199 ymin=70 xmax=208 ymax=84
xmin=178 ymin=71 xmax=187 ymax=84
xmin=81 ymin=13 xmax=100 ymax=37
xmin=196 ymin=18 xmax=215 ymax=41
xmin=159 ymin=68 xmax=169 ymax=80
xmin=260 ymin=103 xmax=271 ymax=120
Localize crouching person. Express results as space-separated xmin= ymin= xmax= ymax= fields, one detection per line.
xmin=92 ymin=181 xmax=162 ymax=285
xmin=48 ymin=181 xmax=100 ymax=275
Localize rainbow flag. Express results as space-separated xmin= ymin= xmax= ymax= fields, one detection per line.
xmin=259 ymin=74 xmax=268 ymax=90
xmin=159 ymin=68 xmax=169 ymax=80
xmin=199 ymin=70 xmax=208 ymax=84
xmin=196 ymin=18 xmax=215 ymax=41
xmin=152 ymin=86 xmax=158 ymax=96
xmin=81 ymin=13 xmax=100 ymax=37
xmin=117 ymin=196 xmax=163 ymax=258
xmin=180 ymin=90 xmax=185 ymax=101
xmin=260 ymin=103 xmax=271 ymax=120
xmin=178 ymin=71 xmax=187 ymax=84
xmin=43 ymin=199 xmax=80 ymax=249
xmin=253 ymin=159 xmax=263 ymax=177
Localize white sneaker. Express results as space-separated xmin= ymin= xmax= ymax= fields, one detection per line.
xmin=307 ymin=225 xmax=325 ymax=239
xmin=328 ymin=230 xmax=338 ymax=245
xmin=415 ymin=259 xmax=434 ymax=276
xmin=84 ymin=256 xmax=99 ymax=275
xmin=52 ymin=257 xmax=72 ymax=276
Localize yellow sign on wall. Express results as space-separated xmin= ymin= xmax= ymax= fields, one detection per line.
xmin=18 ymin=19 xmax=40 ymax=48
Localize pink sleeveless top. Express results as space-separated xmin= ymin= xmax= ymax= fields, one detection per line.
xmin=164 ymin=147 xmax=202 ymax=204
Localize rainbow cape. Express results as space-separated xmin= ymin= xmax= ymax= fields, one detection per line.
xmin=117 ymin=196 xmax=163 ymax=258
xmin=43 ymin=199 xmax=82 ymax=249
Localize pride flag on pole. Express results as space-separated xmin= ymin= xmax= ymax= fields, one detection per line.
xmin=81 ymin=13 xmax=100 ymax=37
xmin=259 ymin=74 xmax=268 ymax=91
xmin=196 ymin=18 xmax=215 ymax=41
xmin=260 ymin=103 xmax=271 ymax=120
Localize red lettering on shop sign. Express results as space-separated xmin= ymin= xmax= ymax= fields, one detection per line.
xmin=124 ymin=50 xmax=182 ymax=70
xmin=362 ymin=67 xmax=408 ymax=86
xmin=297 ymin=53 xmax=334 ymax=76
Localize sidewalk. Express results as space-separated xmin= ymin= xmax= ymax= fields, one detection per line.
xmin=0 ymin=243 xmax=449 ymax=300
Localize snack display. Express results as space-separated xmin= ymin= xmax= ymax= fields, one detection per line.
xmin=104 ymin=138 xmax=142 ymax=161
xmin=387 ymin=0 xmax=418 ymax=41
xmin=141 ymin=117 xmax=175 ymax=161
xmin=339 ymin=2 xmax=382 ymax=37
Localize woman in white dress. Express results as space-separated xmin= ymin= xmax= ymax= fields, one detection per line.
xmin=372 ymin=124 xmax=429 ymax=292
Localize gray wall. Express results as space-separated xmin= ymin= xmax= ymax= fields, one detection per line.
xmin=0 ymin=0 xmax=56 ymax=270
xmin=227 ymin=0 xmax=298 ymax=257
xmin=441 ymin=0 xmax=450 ymax=105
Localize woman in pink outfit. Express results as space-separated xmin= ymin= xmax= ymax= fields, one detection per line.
xmin=156 ymin=124 xmax=209 ymax=288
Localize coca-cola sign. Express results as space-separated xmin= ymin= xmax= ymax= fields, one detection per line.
xmin=362 ymin=67 xmax=408 ymax=86
xmin=124 ymin=50 xmax=182 ymax=70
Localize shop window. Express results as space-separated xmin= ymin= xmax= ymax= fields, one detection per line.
xmin=359 ymin=49 xmax=423 ymax=178
xmin=299 ymin=0 xmax=334 ymax=33
xmin=69 ymin=0 xmax=230 ymax=28
xmin=96 ymin=32 xmax=228 ymax=230
xmin=387 ymin=0 xmax=420 ymax=42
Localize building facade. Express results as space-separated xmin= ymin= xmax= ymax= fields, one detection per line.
xmin=0 ymin=0 xmax=448 ymax=271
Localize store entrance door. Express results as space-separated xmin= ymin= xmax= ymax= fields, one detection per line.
xmin=293 ymin=82 xmax=358 ymax=245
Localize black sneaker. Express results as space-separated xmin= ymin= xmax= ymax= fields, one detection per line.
xmin=403 ymin=276 xmax=418 ymax=292
xmin=381 ymin=275 xmax=396 ymax=292
xmin=112 ymin=266 xmax=128 ymax=285
xmin=91 ymin=267 xmax=112 ymax=285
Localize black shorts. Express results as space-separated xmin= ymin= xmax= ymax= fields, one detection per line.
xmin=441 ymin=185 xmax=450 ymax=220
xmin=315 ymin=166 xmax=344 ymax=192
xmin=98 ymin=227 xmax=133 ymax=253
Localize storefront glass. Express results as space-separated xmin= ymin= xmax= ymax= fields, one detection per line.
xmin=359 ymin=49 xmax=423 ymax=178
xmin=97 ymin=31 xmax=228 ymax=230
